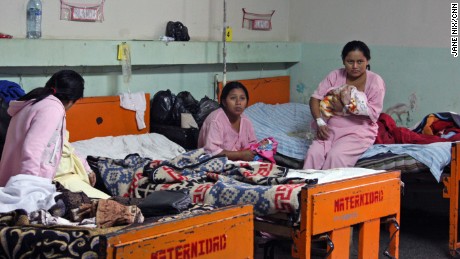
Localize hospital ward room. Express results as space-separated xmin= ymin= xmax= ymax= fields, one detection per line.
xmin=0 ymin=1 xmax=459 ymax=258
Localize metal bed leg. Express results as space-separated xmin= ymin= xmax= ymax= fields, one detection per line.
xmin=328 ymin=227 xmax=351 ymax=259
xmin=358 ymin=219 xmax=380 ymax=258
xmin=447 ymin=142 xmax=460 ymax=256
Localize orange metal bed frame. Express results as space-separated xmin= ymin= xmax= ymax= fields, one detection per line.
xmin=295 ymin=170 xmax=401 ymax=259
xmin=66 ymin=94 xmax=150 ymax=142
xmin=255 ymin=170 xmax=402 ymax=259
xmin=103 ymin=205 xmax=254 ymax=258
xmin=65 ymin=94 xmax=255 ymax=258
xmin=217 ymin=76 xmax=290 ymax=106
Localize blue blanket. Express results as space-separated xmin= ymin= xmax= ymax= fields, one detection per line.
xmin=244 ymin=102 xmax=313 ymax=160
xmin=359 ymin=142 xmax=452 ymax=182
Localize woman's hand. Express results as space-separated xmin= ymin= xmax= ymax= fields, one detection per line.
xmin=219 ymin=150 xmax=257 ymax=162
xmin=240 ymin=150 xmax=257 ymax=161
xmin=330 ymin=96 xmax=345 ymax=113
xmin=88 ymin=171 xmax=96 ymax=186
xmin=316 ymin=125 xmax=330 ymax=140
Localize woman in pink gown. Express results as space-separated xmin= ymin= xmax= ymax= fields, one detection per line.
xmin=198 ymin=81 xmax=257 ymax=161
xmin=303 ymin=41 xmax=386 ymax=170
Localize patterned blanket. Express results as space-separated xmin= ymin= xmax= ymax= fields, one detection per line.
xmin=91 ymin=149 xmax=318 ymax=216
xmin=0 ymin=205 xmax=216 ymax=258
xmin=0 ymin=210 xmax=102 ymax=258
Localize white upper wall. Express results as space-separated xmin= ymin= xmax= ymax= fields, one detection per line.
xmin=1 ymin=0 xmax=451 ymax=46
xmin=0 ymin=0 xmax=289 ymax=41
xmin=289 ymin=0 xmax=450 ymax=48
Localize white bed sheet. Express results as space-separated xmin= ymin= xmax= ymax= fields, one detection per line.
xmin=227 ymin=161 xmax=384 ymax=184
xmin=71 ymin=133 xmax=186 ymax=160
xmin=286 ymin=167 xmax=384 ymax=184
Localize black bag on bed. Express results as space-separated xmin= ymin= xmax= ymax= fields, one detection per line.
xmin=171 ymin=91 xmax=199 ymax=127
xmin=138 ymin=189 xmax=191 ymax=217
xmin=151 ymin=90 xmax=176 ymax=125
xmin=194 ymin=96 xmax=219 ymax=128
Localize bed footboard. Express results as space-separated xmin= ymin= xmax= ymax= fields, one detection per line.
xmin=443 ymin=141 xmax=460 ymax=256
xmin=293 ymin=170 xmax=401 ymax=259
xmin=103 ymin=205 xmax=254 ymax=258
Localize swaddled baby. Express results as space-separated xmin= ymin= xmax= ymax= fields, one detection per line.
xmin=248 ymin=137 xmax=278 ymax=164
xmin=320 ymin=84 xmax=368 ymax=118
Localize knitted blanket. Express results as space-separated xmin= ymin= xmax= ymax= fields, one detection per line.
xmin=92 ymin=149 xmax=318 ymax=216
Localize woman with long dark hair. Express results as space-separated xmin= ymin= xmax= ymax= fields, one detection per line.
xmin=198 ymin=81 xmax=257 ymax=161
xmin=0 ymin=70 xmax=84 ymax=186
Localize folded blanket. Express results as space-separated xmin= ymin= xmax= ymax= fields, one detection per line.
xmin=360 ymin=142 xmax=451 ymax=182
xmin=244 ymin=102 xmax=312 ymax=160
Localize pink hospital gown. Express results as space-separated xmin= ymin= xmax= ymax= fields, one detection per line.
xmin=198 ymin=108 xmax=257 ymax=156
xmin=303 ymin=68 xmax=386 ymax=170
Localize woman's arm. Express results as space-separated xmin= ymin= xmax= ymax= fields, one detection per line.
xmin=310 ymin=97 xmax=330 ymax=140
xmin=219 ymin=150 xmax=256 ymax=161
xmin=365 ymin=74 xmax=386 ymax=122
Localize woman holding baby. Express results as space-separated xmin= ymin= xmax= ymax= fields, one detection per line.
xmin=303 ymin=40 xmax=386 ymax=170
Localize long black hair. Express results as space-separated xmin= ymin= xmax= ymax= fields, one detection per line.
xmin=341 ymin=40 xmax=371 ymax=70
xmin=18 ymin=70 xmax=85 ymax=105
xmin=219 ymin=81 xmax=250 ymax=109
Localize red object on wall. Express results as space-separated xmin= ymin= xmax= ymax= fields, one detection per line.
xmin=0 ymin=33 xmax=13 ymax=39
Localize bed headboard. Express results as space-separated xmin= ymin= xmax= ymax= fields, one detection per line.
xmin=66 ymin=94 xmax=150 ymax=142
xmin=218 ymin=76 xmax=290 ymax=106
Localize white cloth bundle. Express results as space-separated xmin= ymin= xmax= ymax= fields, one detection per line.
xmin=119 ymin=91 xmax=146 ymax=130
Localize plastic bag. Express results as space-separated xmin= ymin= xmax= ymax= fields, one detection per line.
xmin=177 ymin=91 xmax=199 ymax=114
xmin=171 ymin=91 xmax=198 ymax=126
xmin=194 ymin=96 xmax=219 ymax=128
xmin=165 ymin=21 xmax=190 ymax=41
xmin=150 ymin=90 xmax=175 ymax=125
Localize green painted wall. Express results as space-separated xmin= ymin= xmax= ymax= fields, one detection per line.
xmin=0 ymin=63 xmax=289 ymax=101
xmin=289 ymin=43 xmax=460 ymax=127
xmin=0 ymin=40 xmax=299 ymax=101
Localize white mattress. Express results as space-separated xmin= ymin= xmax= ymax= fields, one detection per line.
xmin=71 ymin=133 xmax=186 ymax=160
xmin=227 ymin=161 xmax=384 ymax=184
xmin=286 ymin=167 xmax=384 ymax=184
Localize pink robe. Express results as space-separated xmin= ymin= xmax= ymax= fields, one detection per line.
xmin=303 ymin=68 xmax=386 ymax=170
xmin=198 ymin=108 xmax=257 ymax=156
xmin=0 ymin=96 xmax=65 ymax=186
